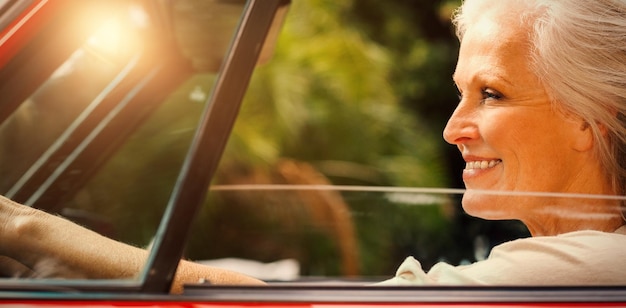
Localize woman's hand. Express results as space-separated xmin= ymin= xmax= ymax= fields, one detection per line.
xmin=0 ymin=195 xmax=147 ymax=279
xmin=0 ymin=255 xmax=33 ymax=278
xmin=0 ymin=195 xmax=43 ymax=266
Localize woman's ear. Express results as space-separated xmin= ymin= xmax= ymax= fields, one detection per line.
xmin=573 ymin=121 xmax=606 ymax=152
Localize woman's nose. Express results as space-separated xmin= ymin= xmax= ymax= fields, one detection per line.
xmin=442 ymin=102 xmax=479 ymax=145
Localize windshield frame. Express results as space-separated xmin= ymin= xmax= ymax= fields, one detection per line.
xmin=139 ymin=0 xmax=290 ymax=294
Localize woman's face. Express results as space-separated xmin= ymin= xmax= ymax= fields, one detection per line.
xmin=444 ymin=15 xmax=601 ymax=221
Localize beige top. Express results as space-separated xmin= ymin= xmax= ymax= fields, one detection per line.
xmin=379 ymin=226 xmax=626 ymax=286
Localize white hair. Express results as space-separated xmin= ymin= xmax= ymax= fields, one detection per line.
xmin=453 ymin=0 xmax=626 ymax=195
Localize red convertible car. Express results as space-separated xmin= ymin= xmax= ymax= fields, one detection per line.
xmin=0 ymin=0 xmax=625 ymax=307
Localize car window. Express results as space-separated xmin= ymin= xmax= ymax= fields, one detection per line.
xmin=193 ymin=186 xmax=626 ymax=284
xmin=195 ymin=186 xmax=482 ymax=281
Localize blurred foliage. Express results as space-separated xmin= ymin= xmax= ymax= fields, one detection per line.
xmin=187 ymin=0 xmax=479 ymax=277
xmin=221 ymin=0 xmax=460 ymax=188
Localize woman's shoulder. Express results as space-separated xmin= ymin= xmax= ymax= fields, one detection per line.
xmin=452 ymin=226 xmax=626 ymax=285
xmin=380 ymin=226 xmax=626 ymax=286
xmin=498 ymin=225 xmax=626 ymax=254
xmin=488 ymin=226 xmax=626 ymax=271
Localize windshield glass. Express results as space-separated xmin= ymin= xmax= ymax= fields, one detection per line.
xmin=0 ymin=0 xmax=246 ymax=286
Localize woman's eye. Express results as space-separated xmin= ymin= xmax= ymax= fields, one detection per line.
xmin=481 ymin=88 xmax=503 ymax=101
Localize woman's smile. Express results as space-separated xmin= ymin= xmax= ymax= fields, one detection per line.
xmin=462 ymin=158 xmax=502 ymax=180
xmin=464 ymin=159 xmax=501 ymax=170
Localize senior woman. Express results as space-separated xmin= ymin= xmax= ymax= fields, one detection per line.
xmin=379 ymin=0 xmax=626 ymax=285
xmin=1 ymin=0 xmax=625 ymax=292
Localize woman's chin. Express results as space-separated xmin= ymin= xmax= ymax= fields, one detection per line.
xmin=461 ymin=190 xmax=515 ymax=220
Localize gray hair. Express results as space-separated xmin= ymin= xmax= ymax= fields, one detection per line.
xmin=453 ymin=0 xmax=626 ymax=195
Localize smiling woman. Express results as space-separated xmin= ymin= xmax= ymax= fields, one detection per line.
xmin=445 ymin=7 xmax=620 ymax=234
xmin=444 ymin=0 xmax=626 ymax=236
xmin=378 ymin=0 xmax=626 ymax=285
